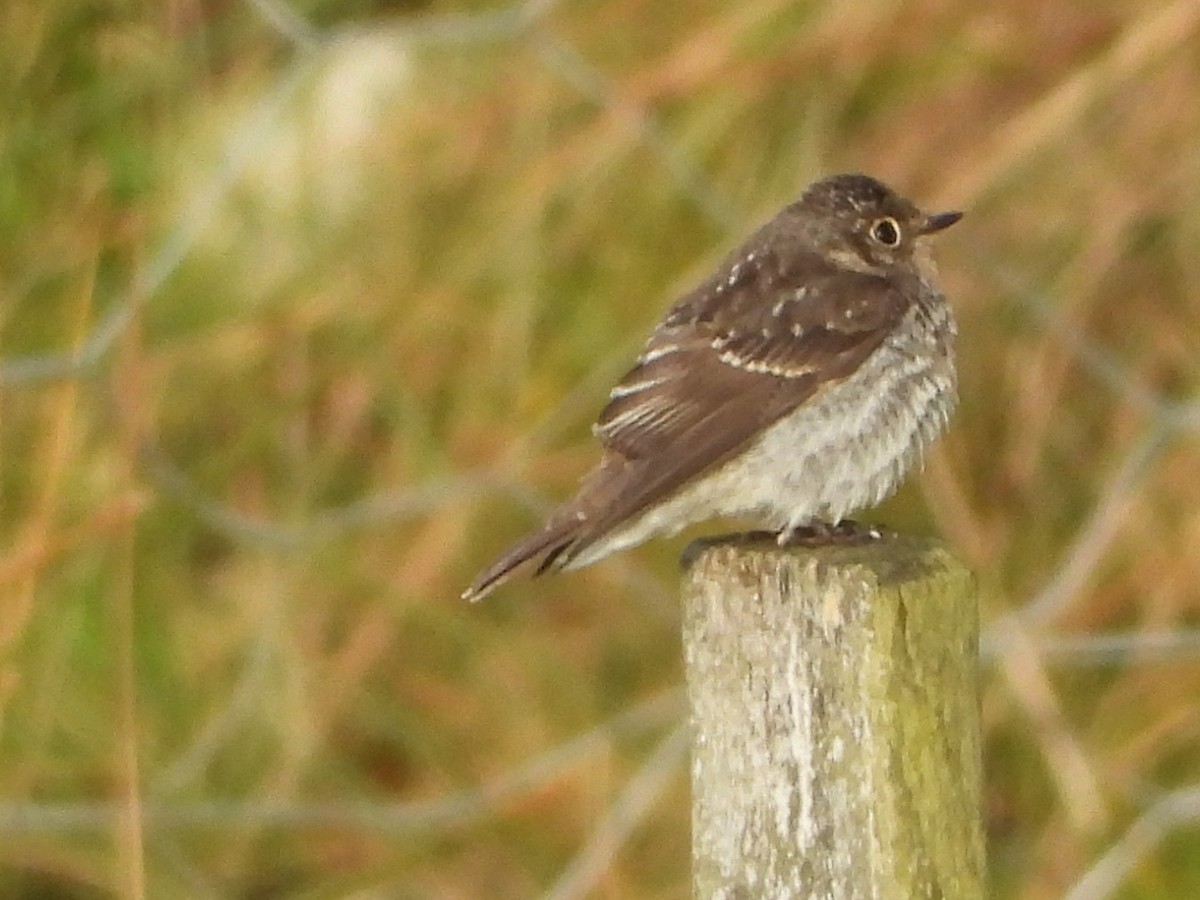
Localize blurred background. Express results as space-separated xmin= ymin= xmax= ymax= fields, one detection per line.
xmin=2 ymin=0 xmax=1200 ymax=896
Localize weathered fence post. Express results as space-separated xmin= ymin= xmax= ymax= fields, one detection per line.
xmin=682 ymin=533 xmax=983 ymax=899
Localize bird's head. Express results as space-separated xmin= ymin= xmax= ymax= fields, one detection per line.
xmin=795 ymin=173 xmax=961 ymax=276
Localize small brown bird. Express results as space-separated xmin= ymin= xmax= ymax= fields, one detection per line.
xmin=463 ymin=173 xmax=961 ymax=602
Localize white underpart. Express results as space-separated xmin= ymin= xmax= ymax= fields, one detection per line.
xmin=566 ymin=296 xmax=956 ymax=570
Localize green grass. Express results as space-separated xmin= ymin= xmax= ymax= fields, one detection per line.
xmin=3 ymin=0 xmax=1200 ymax=896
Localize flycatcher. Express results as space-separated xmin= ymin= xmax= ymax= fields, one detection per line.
xmin=463 ymin=173 xmax=961 ymax=602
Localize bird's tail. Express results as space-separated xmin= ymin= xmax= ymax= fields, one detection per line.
xmin=461 ymin=514 xmax=585 ymax=603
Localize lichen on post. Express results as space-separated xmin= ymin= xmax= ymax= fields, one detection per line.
xmin=682 ymin=533 xmax=983 ymax=900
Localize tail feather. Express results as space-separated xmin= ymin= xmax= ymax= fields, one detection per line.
xmin=462 ymin=454 xmax=641 ymax=601
xmin=461 ymin=516 xmax=584 ymax=602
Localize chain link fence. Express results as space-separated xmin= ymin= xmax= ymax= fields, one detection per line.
xmin=2 ymin=0 xmax=1199 ymax=896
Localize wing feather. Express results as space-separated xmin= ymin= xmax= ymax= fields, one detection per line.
xmin=577 ymin=248 xmax=917 ymax=541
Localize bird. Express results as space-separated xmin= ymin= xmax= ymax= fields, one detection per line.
xmin=462 ymin=173 xmax=961 ymax=602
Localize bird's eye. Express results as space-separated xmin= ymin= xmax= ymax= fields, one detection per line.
xmin=870 ymin=217 xmax=901 ymax=247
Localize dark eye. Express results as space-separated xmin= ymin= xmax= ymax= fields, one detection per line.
xmin=870 ymin=217 xmax=901 ymax=247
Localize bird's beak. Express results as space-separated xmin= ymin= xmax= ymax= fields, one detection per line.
xmin=919 ymin=211 xmax=963 ymax=235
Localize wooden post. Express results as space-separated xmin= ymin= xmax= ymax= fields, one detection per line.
xmin=682 ymin=533 xmax=983 ymax=900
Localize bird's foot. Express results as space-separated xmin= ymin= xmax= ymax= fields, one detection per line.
xmin=777 ymin=518 xmax=888 ymax=546
xmin=680 ymin=522 xmax=888 ymax=569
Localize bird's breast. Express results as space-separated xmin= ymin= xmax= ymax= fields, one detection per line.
xmin=688 ymin=295 xmax=957 ymax=527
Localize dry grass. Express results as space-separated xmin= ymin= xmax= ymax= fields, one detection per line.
xmin=2 ymin=0 xmax=1200 ymax=896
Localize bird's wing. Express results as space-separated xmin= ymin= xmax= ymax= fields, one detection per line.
xmin=461 ymin=248 xmax=921 ymax=600
xmin=580 ymin=251 xmax=916 ymax=537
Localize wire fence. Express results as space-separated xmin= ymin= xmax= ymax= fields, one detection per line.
xmin=3 ymin=0 xmax=1200 ymax=897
